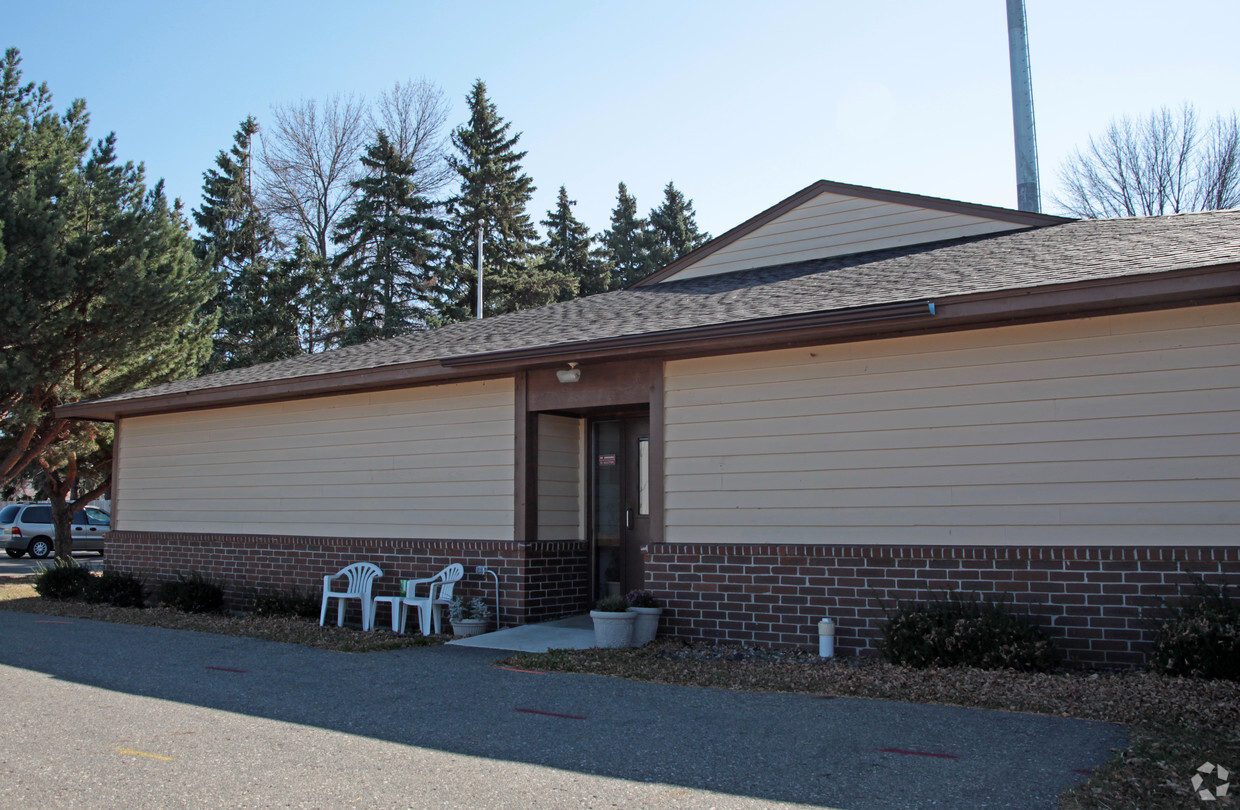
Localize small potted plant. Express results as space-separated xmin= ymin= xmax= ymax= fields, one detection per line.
xmin=449 ymin=595 xmax=491 ymax=637
xmin=590 ymin=595 xmax=634 ymax=648
xmin=625 ymin=589 xmax=662 ymax=646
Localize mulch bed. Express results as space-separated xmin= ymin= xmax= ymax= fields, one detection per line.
xmin=0 ymin=577 xmax=445 ymax=653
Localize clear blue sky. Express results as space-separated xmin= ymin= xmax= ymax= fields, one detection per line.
xmin=8 ymin=1 xmax=1239 ymax=237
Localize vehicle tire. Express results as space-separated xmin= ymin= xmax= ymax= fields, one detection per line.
xmin=5 ymin=549 xmax=23 ymax=559
xmin=28 ymin=538 xmax=52 ymax=559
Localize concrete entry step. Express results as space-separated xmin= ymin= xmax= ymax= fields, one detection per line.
xmin=446 ymin=614 xmax=594 ymax=653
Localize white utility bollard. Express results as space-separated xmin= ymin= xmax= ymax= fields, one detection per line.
xmin=818 ymin=617 xmax=836 ymax=658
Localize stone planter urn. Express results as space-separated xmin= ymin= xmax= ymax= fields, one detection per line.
xmin=590 ymin=609 xmax=636 ymax=648
xmin=451 ymin=618 xmax=488 ymax=637
xmin=628 ymin=606 xmax=662 ymax=646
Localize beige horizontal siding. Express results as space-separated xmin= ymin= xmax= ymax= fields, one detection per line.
xmin=664 ymin=191 xmax=1022 ymax=281
xmin=663 ymin=304 xmax=1240 ymax=546
xmin=537 ymin=415 xmax=583 ymax=540
xmin=117 ymin=379 xmax=515 ymax=539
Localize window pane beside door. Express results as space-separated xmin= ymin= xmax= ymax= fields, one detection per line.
xmin=592 ymin=420 xmax=623 ymax=596
xmin=638 ymin=437 xmax=649 ymax=516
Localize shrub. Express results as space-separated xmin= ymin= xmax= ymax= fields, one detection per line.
xmin=159 ymin=572 xmax=225 ymax=613
xmin=449 ymin=595 xmax=491 ymax=621
xmin=1149 ymin=580 xmax=1240 ymax=681
xmin=33 ymin=559 xmax=96 ymax=600
xmin=626 ymin=589 xmax=660 ymax=608
xmin=881 ymin=592 xmax=1060 ymax=672
xmin=84 ymin=571 xmax=146 ymax=608
xmin=595 ymin=595 xmax=630 ymax=613
xmin=253 ymin=587 xmax=320 ymax=619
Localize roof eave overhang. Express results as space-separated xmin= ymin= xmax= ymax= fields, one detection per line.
xmin=56 ymin=263 xmax=1240 ymax=422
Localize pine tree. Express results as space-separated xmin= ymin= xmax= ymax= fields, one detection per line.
xmin=446 ymin=80 xmax=569 ymax=317
xmin=601 ymin=182 xmax=652 ymax=288
xmin=330 ymin=130 xmax=446 ymax=345
xmin=194 ymin=117 xmax=300 ymax=371
xmin=0 ymin=48 xmax=215 ymax=552
xmin=540 ymin=186 xmax=607 ymax=301
xmin=647 ymin=181 xmax=710 ymax=272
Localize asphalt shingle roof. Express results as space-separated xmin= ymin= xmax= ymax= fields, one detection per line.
xmin=91 ymin=209 xmax=1240 ymax=405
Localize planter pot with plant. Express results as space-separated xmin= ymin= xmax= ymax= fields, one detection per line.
xmin=625 ymin=589 xmax=663 ymax=646
xmin=590 ymin=595 xmax=635 ymax=648
xmin=449 ymin=595 xmax=491 ymax=637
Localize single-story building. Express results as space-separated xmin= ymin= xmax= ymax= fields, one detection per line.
xmin=60 ymin=180 xmax=1240 ymax=667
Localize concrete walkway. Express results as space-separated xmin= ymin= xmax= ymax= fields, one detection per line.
xmin=448 ymin=613 xmax=596 ymax=652
xmin=0 ymin=609 xmax=1125 ymax=809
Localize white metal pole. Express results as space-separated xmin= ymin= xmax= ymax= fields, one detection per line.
xmin=1006 ymin=0 xmax=1041 ymax=212
xmin=476 ymin=221 xmax=484 ymax=319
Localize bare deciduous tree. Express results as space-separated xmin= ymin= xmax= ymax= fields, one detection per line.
xmin=1056 ymin=104 xmax=1240 ymax=218
xmin=256 ymin=82 xmax=451 ymax=352
xmin=372 ymin=79 xmax=452 ymax=196
xmin=259 ymin=94 xmax=369 ymax=259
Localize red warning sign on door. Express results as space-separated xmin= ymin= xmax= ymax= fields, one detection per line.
xmin=597 ymin=454 xmax=616 ymax=466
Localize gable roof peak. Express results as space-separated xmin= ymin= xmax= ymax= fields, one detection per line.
xmin=636 ymin=179 xmax=1074 ymax=287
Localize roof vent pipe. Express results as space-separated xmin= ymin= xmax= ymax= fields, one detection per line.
xmin=1006 ymin=0 xmax=1041 ymax=213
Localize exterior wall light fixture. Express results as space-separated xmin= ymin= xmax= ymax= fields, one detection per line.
xmin=556 ymin=362 xmax=581 ymax=384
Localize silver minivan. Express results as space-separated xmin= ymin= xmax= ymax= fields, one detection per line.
xmin=1 ymin=503 xmax=110 ymax=559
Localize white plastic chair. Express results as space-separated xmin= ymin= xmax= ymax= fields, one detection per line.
xmin=399 ymin=563 xmax=464 ymax=635
xmin=319 ymin=562 xmax=383 ymax=631
xmin=370 ymin=571 xmax=443 ymax=633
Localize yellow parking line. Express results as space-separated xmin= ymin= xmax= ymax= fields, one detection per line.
xmin=114 ymin=747 xmax=172 ymax=761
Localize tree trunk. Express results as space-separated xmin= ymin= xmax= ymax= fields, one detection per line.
xmin=39 ymin=454 xmax=78 ymax=560
xmin=49 ymin=495 xmax=75 ymax=560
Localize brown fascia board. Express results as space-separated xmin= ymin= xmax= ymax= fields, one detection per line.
xmin=440 ymin=301 xmax=937 ymax=367
xmin=443 ymin=264 xmax=1240 ymax=368
xmin=55 ymin=264 xmax=1240 ymax=422
xmin=634 ymin=179 xmax=1074 ymax=287
xmin=54 ymin=361 xmax=518 ymax=422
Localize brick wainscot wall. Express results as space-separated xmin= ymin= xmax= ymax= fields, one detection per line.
xmin=106 ymin=532 xmax=590 ymax=627
xmin=644 ymin=543 xmax=1240 ymax=668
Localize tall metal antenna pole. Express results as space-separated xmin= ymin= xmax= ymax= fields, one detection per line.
xmin=1006 ymin=0 xmax=1041 ymax=212
xmin=475 ymin=222 xmax=484 ymax=319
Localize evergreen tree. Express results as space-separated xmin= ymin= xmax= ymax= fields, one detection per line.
xmin=280 ymin=236 xmax=334 ymax=353
xmin=0 ymin=48 xmax=214 ymax=552
xmin=194 ymin=117 xmax=300 ymax=371
xmin=446 ymin=80 xmax=568 ymax=317
xmin=601 ymin=182 xmax=652 ymax=288
xmin=540 ymin=186 xmax=606 ymax=301
xmin=330 ymin=130 xmax=446 ymax=345
xmin=647 ymin=181 xmax=710 ymax=271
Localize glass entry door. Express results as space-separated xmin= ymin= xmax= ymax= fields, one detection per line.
xmin=590 ymin=415 xmax=650 ymax=600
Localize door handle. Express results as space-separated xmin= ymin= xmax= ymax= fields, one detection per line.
xmin=625 ymin=509 xmax=633 ymax=530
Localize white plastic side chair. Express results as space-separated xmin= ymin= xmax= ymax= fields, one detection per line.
xmin=370 ymin=571 xmax=443 ymax=632
xmin=319 ymin=562 xmax=383 ymax=631
xmin=399 ymin=563 xmax=464 ymax=635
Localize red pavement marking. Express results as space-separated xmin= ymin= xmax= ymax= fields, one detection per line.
xmin=879 ymin=748 xmax=959 ymax=760
xmin=205 ymin=666 xmax=247 ymax=673
xmin=516 ymin=708 xmax=586 ymax=720
xmin=498 ymin=666 xmax=546 ymax=674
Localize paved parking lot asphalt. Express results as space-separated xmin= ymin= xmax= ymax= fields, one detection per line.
xmin=0 ymin=551 xmax=103 ymax=577
xmin=0 ymin=610 xmax=1125 ymax=809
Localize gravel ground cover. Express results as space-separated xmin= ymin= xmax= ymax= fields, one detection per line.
xmin=4 ymin=576 xmax=1237 ymax=808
